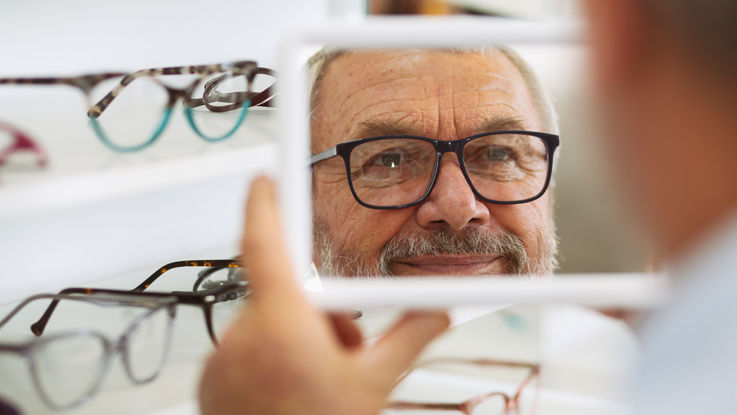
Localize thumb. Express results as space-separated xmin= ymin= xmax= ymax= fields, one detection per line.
xmin=241 ymin=176 xmax=302 ymax=302
xmin=362 ymin=311 xmax=450 ymax=383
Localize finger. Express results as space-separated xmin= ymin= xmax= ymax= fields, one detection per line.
xmin=362 ymin=311 xmax=450 ymax=381
xmin=596 ymin=307 xmax=642 ymax=329
xmin=328 ymin=313 xmax=364 ymax=349
xmin=241 ymin=176 xmax=302 ymax=302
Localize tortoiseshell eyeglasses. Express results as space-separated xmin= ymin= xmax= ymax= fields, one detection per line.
xmin=29 ymin=258 xmax=360 ymax=346
xmin=31 ymin=259 xmax=247 ymax=346
xmin=386 ymin=358 xmax=541 ymax=415
xmin=0 ymin=61 xmax=276 ymax=152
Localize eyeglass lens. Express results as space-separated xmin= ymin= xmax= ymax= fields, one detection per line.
xmin=209 ymin=286 xmax=247 ymax=343
xmin=89 ymin=73 xmax=251 ymax=151
xmin=89 ymin=76 xmax=171 ymax=150
xmin=31 ymin=333 xmax=109 ymax=409
xmin=193 ymin=267 xmax=247 ymax=343
xmin=471 ymin=394 xmax=507 ymax=414
xmin=347 ymin=133 xmax=549 ymax=208
xmin=26 ymin=302 xmax=174 ymax=409
xmin=185 ymin=72 xmax=250 ymax=140
xmin=122 ymin=306 xmax=173 ymax=383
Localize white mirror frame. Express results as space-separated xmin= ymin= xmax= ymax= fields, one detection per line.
xmin=275 ymin=16 xmax=667 ymax=310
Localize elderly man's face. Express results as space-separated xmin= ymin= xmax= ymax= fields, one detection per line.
xmin=311 ymin=50 xmax=556 ymax=276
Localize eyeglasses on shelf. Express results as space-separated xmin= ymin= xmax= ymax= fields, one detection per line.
xmin=0 ymin=292 xmax=177 ymax=410
xmin=32 ymin=259 xmax=248 ymax=346
xmin=386 ymin=358 xmax=540 ymax=415
xmin=0 ymin=61 xmax=276 ymax=152
xmin=311 ymin=131 xmax=559 ymax=210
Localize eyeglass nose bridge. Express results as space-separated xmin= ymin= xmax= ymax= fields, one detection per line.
xmin=431 ymin=138 xmax=472 ymax=164
xmin=433 ymin=138 xmax=466 ymax=155
xmin=428 ymin=137 xmax=476 ymax=180
xmin=416 ymin=137 xmax=478 ymax=205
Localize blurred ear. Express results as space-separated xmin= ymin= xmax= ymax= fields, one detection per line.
xmin=583 ymin=0 xmax=649 ymax=92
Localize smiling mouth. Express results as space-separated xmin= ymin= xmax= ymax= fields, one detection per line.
xmin=392 ymin=255 xmax=504 ymax=276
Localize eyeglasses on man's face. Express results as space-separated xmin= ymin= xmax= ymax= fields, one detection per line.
xmin=31 ymin=259 xmax=248 ymax=346
xmin=0 ymin=62 xmax=276 ymax=153
xmin=311 ymin=131 xmax=559 ymax=210
xmin=0 ymin=293 xmax=177 ymax=410
xmin=386 ymin=358 xmax=540 ymax=415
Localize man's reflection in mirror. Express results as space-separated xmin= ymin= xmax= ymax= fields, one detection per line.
xmin=308 ymin=48 xmax=559 ymax=277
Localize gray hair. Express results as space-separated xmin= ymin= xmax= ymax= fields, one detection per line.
xmin=306 ymin=46 xmax=559 ymax=134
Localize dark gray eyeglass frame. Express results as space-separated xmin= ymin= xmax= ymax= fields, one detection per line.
xmin=0 ymin=293 xmax=177 ymax=410
xmin=310 ymin=130 xmax=560 ymax=210
xmin=31 ymin=277 xmax=248 ymax=347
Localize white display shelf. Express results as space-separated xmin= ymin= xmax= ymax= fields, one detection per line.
xmin=0 ymin=108 xmax=279 ymax=305
xmin=0 ymin=110 xmax=277 ymax=219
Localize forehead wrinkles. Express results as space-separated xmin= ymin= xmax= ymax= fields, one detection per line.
xmin=332 ymin=74 xmax=433 ymax=133
xmin=315 ymin=51 xmax=532 ymax=144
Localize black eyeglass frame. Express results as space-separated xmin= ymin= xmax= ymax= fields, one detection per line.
xmin=311 ymin=130 xmax=559 ymax=210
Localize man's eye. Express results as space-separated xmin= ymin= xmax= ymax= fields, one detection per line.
xmin=371 ymin=152 xmax=403 ymax=168
xmin=485 ymin=148 xmax=511 ymax=161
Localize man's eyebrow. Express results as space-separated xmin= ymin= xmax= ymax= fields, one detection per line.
xmin=351 ymin=118 xmax=424 ymax=140
xmin=476 ymin=116 xmax=529 ymax=134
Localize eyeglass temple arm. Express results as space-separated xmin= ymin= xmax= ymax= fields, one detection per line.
xmin=223 ymin=67 xmax=275 ymax=108
xmin=192 ymin=257 xmax=242 ymax=291
xmin=88 ymin=64 xmax=268 ymax=117
xmin=0 ymin=75 xmax=127 ymax=122
xmin=132 ymin=259 xmax=241 ymax=293
xmin=0 ymin=295 xmax=46 ymax=332
xmin=87 ymin=69 xmax=191 ymax=118
xmin=29 ymin=287 xmax=100 ymax=337
xmin=87 ymin=71 xmax=154 ymax=118
xmin=30 ymin=287 xmax=177 ymax=337
xmin=191 ymin=90 xmax=272 ymax=107
xmin=1 ymin=290 xmax=98 ymax=335
xmin=310 ymin=147 xmax=337 ymax=165
xmin=0 ymin=74 xmax=126 ymax=88
xmin=186 ymin=67 xmax=276 ymax=111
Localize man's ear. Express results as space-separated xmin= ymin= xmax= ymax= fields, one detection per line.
xmin=583 ymin=0 xmax=650 ymax=92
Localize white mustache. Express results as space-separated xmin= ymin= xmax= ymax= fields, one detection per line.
xmin=378 ymin=229 xmax=528 ymax=275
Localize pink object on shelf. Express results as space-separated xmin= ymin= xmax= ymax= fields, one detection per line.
xmin=0 ymin=120 xmax=48 ymax=167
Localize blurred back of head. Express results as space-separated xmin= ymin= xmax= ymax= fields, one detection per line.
xmin=586 ymin=0 xmax=737 ymax=259
xmin=643 ymin=0 xmax=737 ymax=87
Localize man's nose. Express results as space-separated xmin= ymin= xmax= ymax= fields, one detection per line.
xmin=415 ymin=154 xmax=491 ymax=231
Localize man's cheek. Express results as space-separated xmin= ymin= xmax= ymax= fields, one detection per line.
xmin=351 ymin=213 xmax=405 ymax=257
xmin=496 ymin=205 xmax=547 ymax=238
